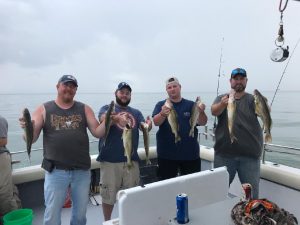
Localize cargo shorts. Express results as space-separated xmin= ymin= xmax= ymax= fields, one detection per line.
xmin=0 ymin=152 xmax=21 ymax=216
xmin=99 ymin=161 xmax=140 ymax=205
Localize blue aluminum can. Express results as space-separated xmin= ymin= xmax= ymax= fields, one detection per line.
xmin=176 ymin=193 xmax=189 ymax=224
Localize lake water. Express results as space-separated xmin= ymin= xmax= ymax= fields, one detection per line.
xmin=1 ymin=91 xmax=299 ymax=169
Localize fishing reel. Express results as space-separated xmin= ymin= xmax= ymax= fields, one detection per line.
xmin=270 ymin=45 xmax=289 ymax=62
xmin=271 ymin=9 xmax=289 ymax=62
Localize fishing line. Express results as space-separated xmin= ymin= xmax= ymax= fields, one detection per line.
xmin=213 ymin=38 xmax=224 ymax=132
xmin=270 ymin=37 xmax=300 ymax=107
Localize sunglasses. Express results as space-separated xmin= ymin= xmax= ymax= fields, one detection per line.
xmin=231 ymin=68 xmax=246 ymax=76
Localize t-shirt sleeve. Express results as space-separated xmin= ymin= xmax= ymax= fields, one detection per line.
xmin=98 ymin=105 xmax=109 ymax=120
xmin=137 ymin=110 xmax=145 ymax=124
xmin=152 ymin=101 xmax=163 ymax=118
xmin=213 ymin=95 xmax=222 ymax=105
xmin=0 ymin=117 xmax=8 ymax=138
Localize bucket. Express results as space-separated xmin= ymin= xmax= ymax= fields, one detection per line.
xmin=3 ymin=209 xmax=33 ymax=225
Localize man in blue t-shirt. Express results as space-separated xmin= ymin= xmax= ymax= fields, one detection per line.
xmin=152 ymin=77 xmax=207 ymax=180
xmin=97 ymin=82 xmax=152 ymax=221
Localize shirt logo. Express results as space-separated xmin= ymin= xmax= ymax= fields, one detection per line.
xmin=116 ymin=112 xmax=136 ymax=130
xmin=184 ymin=112 xmax=190 ymax=117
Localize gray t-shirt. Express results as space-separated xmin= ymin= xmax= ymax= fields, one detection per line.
xmin=213 ymin=93 xmax=263 ymax=158
xmin=0 ymin=115 xmax=9 ymax=153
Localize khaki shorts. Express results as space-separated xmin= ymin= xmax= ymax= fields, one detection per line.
xmin=0 ymin=152 xmax=21 ymax=215
xmin=99 ymin=161 xmax=140 ymax=205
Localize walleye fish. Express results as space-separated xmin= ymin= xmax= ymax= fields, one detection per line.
xmin=227 ymin=90 xmax=236 ymax=143
xmin=254 ymin=89 xmax=272 ymax=143
xmin=189 ymin=96 xmax=202 ymax=137
xmin=141 ymin=121 xmax=151 ymax=165
xmin=103 ymin=101 xmax=115 ymax=146
xmin=122 ymin=123 xmax=133 ymax=168
xmin=165 ymin=99 xmax=181 ymax=143
xmin=23 ymin=108 xmax=33 ymax=160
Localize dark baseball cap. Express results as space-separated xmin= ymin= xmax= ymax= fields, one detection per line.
xmin=116 ymin=82 xmax=132 ymax=92
xmin=231 ymin=68 xmax=247 ymax=78
xmin=58 ymin=75 xmax=78 ymax=87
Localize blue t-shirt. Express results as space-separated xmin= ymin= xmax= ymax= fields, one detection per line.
xmin=152 ymin=98 xmax=200 ymax=160
xmin=97 ymin=104 xmax=145 ymax=162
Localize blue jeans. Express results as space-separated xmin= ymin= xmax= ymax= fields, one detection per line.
xmin=214 ymin=153 xmax=260 ymax=199
xmin=44 ymin=169 xmax=91 ymax=225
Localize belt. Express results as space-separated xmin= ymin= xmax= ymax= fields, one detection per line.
xmin=54 ymin=165 xmax=77 ymax=171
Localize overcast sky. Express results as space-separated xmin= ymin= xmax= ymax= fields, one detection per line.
xmin=1 ymin=0 xmax=300 ymax=94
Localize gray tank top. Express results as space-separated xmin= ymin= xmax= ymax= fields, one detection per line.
xmin=43 ymin=101 xmax=90 ymax=169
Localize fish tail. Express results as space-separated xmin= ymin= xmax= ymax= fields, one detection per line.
xmin=265 ymin=133 xmax=272 ymax=143
xmin=189 ymin=129 xmax=194 ymax=138
xmin=127 ymin=160 xmax=133 ymax=169
xmin=146 ymin=159 xmax=152 ymax=165
xmin=175 ymin=135 xmax=181 ymax=143
xmin=230 ymin=134 xmax=237 ymax=143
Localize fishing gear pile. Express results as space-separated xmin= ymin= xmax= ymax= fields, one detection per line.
xmin=231 ymin=184 xmax=298 ymax=225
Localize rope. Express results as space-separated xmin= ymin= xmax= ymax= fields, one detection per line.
xmin=279 ymin=0 xmax=289 ymax=12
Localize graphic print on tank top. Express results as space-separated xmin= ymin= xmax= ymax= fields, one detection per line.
xmin=50 ymin=114 xmax=82 ymax=130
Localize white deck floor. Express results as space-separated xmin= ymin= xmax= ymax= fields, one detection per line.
xmin=32 ymin=196 xmax=119 ymax=225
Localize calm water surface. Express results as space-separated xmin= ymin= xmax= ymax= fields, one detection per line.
xmin=1 ymin=91 xmax=299 ymax=169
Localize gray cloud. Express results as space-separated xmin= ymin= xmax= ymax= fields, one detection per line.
xmin=0 ymin=0 xmax=300 ymax=93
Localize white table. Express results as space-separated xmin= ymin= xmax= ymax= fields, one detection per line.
xmin=104 ymin=197 xmax=239 ymax=225
xmin=169 ymin=197 xmax=239 ymax=225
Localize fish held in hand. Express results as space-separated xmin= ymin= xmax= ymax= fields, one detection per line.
xmin=122 ymin=123 xmax=133 ymax=169
xmin=254 ymin=89 xmax=272 ymax=143
xmin=23 ymin=108 xmax=34 ymax=160
xmin=189 ymin=96 xmax=202 ymax=137
xmin=103 ymin=101 xmax=115 ymax=146
xmin=141 ymin=122 xmax=151 ymax=165
xmin=227 ymin=90 xmax=237 ymax=143
xmin=165 ymin=99 xmax=181 ymax=143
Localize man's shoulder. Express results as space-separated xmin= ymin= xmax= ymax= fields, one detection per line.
xmin=0 ymin=115 xmax=7 ymax=123
xmin=127 ymin=106 xmax=142 ymax=115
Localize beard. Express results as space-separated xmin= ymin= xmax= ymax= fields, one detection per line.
xmin=116 ymin=96 xmax=130 ymax=107
xmin=232 ymin=84 xmax=246 ymax=93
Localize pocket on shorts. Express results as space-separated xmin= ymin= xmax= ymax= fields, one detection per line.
xmin=99 ymin=183 xmax=110 ymax=199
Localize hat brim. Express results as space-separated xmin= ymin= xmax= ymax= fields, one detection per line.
xmin=61 ymin=80 xmax=78 ymax=87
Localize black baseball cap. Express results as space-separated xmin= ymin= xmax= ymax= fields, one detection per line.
xmin=58 ymin=75 xmax=78 ymax=87
xmin=116 ymin=82 xmax=132 ymax=92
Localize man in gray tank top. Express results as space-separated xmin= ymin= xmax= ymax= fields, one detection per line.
xmin=211 ymin=68 xmax=264 ymax=199
xmin=20 ymin=75 xmax=106 ymax=225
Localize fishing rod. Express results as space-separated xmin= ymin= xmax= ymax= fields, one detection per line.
xmin=270 ymin=37 xmax=300 ymax=107
xmin=213 ymin=38 xmax=224 ymax=133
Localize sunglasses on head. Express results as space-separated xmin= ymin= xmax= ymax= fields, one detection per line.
xmin=231 ymin=68 xmax=246 ymax=76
